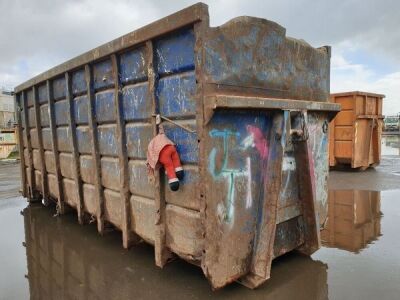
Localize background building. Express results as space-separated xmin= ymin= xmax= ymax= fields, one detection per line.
xmin=0 ymin=87 xmax=16 ymax=158
xmin=0 ymin=87 xmax=15 ymax=128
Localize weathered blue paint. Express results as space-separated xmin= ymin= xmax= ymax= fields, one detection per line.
xmin=95 ymin=91 xmax=116 ymax=123
xmin=101 ymin=158 xmax=120 ymax=190
xmin=129 ymin=161 xmax=154 ymax=199
xmin=164 ymin=166 xmax=200 ymax=211
xmin=72 ymin=69 xmax=87 ymax=95
xmin=76 ymin=127 xmax=92 ymax=154
xmin=157 ymin=71 xmax=196 ymax=118
xmin=93 ymin=59 xmax=114 ymax=90
xmin=52 ymin=77 xmax=66 ymax=100
xmin=56 ymin=127 xmax=72 ymax=152
xmin=40 ymin=104 xmax=50 ymax=127
xmin=74 ymin=95 xmax=89 ymax=125
xmin=37 ymin=84 xmax=48 ymax=104
xmin=98 ymin=125 xmax=118 ymax=157
xmin=119 ymin=47 xmax=147 ymax=84
xmin=155 ymin=28 xmax=195 ymax=75
xmin=54 ymin=100 xmax=69 ymax=126
xmin=41 ymin=128 xmax=52 ymax=150
xmin=122 ymin=83 xmax=151 ymax=121
xmin=163 ymin=121 xmax=198 ymax=163
xmin=125 ymin=123 xmax=153 ymax=159
xmin=79 ymin=155 xmax=94 ymax=184
xmin=204 ymin=18 xmax=330 ymax=101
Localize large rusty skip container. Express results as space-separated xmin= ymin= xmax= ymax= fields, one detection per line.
xmin=15 ymin=3 xmax=339 ymax=289
xmin=329 ymin=91 xmax=384 ymax=169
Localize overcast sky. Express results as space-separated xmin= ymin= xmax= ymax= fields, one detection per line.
xmin=1 ymin=0 xmax=399 ymax=114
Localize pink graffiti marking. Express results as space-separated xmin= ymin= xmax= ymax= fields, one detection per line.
xmin=246 ymin=125 xmax=269 ymax=160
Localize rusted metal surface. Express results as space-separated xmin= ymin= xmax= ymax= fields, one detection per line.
xmin=22 ymin=91 xmax=36 ymax=202
xmin=46 ymin=80 xmax=65 ymax=212
xmin=329 ymin=91 xmax=384 ymax=169
xmin=202 ymin=17 xmax=331 ymax=102
xmin=65 ymin=72 xmax=84 ymax=223
xmin=15 ymin=2 xmax=338 ymax=289
xmin=85 ymin=64 xmax=105 ymax=234
xmin=32 ymin=86 xmax=49 ymax=201
xmin=15 ymin=95 xmax=27 ymax=197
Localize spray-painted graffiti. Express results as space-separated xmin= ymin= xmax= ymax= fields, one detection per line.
xmin=299 ymin=113 xmax=329 ymax=226
xmin=208 ymin=125 xmax=269 ymax=224
xmin=241 ymin=125 xmax=269 ymax=159
xmin=208 ymin=129 xmax=249 ymax=223
xmin=281 ymin=155 xmax=296 ymax=195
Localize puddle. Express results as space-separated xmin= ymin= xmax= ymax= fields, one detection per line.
xmin=0 ymin=162 xmax=399 ymax=299
xmin=382 ymin=135 xmax=400 ymax=156
xmin=313 ymin=189 xmax=400 ymax=300
xmin=321 ymin=190 xmax=382 ymax=253
xmin=0 ymin=189 xmax=399 ymax=299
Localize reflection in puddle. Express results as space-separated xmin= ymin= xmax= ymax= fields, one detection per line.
xmin=23 ymin=204 xmax=328 ymax=299
xmin=382 ymin=135 xmax=400 ymax=155
xmin=321 ymin=190 xmax=382 ymax=253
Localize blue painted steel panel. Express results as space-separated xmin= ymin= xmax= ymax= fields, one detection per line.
xmin=76 ymin=127 xmax=92 ymax=154
xmin=155 ymin=28 xmax=195 ymax=75
xmin=56 ymin=127 xmax=72 ymax=152
xmin=40 ymin=105 xmax=49 ymax=127
xmin=157 ymin=71 xmax=196 ymax=118
xmin=163 ymin=121 xmax=198 ymax=163
xmin=125 ymin=123 xmax=153 ymax=159
xmin=122 ymin=83 xmax=151 ymax=121
xmin=164 ymin=166 xmax=200 ymax=210
xmin=93 ymin=59 xmax=114 ymax=90
xmin=119 ymin=47 xmax=147 ymax=83
xmin=37 ymin=84 xmax=48 ymax=104
xmin=80 ymin=156 xmax=94 ymax=184
xmin=207 ymin=111 xmax=271 ymax=178
xmin=54 ymin=100 xmax=69 ymax=126
xmin=203 ymin=19 xmax=330 ymax=101
xmin=42 ymin=128 xmax=52 ymax=150
xmin=95 ymin=91 xmax=115 ymax=123
xmin=74 ymin=95 xmax=89 ymax=125
xmin=98 ymin=125 xmax=118 ymax=157
xmin=101 ymin=158 xmax=120 ymax=190
xmin=52 ymin=77 xmax=66 ymax=100
xmin=72 ymin=69 xmax=87 ymax=95
xmin=129 ymin=161 xmax=154 ymax=199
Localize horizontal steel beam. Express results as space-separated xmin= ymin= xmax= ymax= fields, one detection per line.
xmin=204 ymin=95 xmax=341 ymax=123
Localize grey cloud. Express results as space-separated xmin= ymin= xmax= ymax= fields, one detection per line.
xmin=0 ymin=0 xmax=399 ymax=87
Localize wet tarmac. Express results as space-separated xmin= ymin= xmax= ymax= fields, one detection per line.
xmin=1 ymin=135 xmax=399 ymax=299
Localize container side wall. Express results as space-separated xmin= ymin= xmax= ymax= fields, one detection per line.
xmin=17 ymin=25 xmax=203 ymax=260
